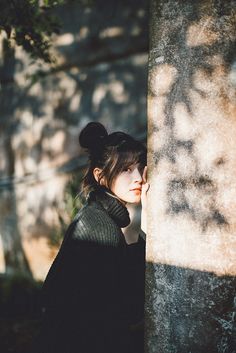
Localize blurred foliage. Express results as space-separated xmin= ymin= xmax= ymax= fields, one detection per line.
xmin=0 ymin=273 xmax=42 ymax=318
xmin=48 ymin=169 xmax=85 ymax=248
xmin=0 ymin=317 xmax=41 ymax=353
xmin=0 ymin=273 xmax=42 ymax=352
xmin=0 ymin=0 xmax=94 ymax=63
xmin=64 ymin=169 xmax=85 ymax=218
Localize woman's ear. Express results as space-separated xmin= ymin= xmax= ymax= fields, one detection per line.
xmin=93 ymin=168 xmax=103 ymax=184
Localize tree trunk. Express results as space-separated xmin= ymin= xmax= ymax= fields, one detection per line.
xmin=146 ymin=1 xmax=236 ymax=352
xmin=0 ymin=39 xmax=31 ymax=275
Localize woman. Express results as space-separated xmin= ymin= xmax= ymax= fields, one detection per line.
xmin=36 ymin=122 xmax=149 ymax=353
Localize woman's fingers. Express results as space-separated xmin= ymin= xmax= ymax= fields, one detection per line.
xmin=143 ymin=182 xmax=150 ymax=193
xmin=141 ymin=166 xmax=149 ymax=233
xmin=141 ymin=166 xmax=150 ymax=195
xmin=142 ymin=166 xmax=147 ymax=183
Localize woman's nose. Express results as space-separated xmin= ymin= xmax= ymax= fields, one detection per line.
xmin=133 ymin=168 xmax=142 ymax=182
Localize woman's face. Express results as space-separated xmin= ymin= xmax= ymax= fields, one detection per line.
xmin=111 ymin=163 xmax=143 ymax=204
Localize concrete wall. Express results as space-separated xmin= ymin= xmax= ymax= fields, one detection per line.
xmin=146 ymin=0 xmax=236 ymax=352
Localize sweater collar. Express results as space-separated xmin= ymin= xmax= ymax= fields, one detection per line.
xmin=86 ymin=185 xmax=130 ymax=228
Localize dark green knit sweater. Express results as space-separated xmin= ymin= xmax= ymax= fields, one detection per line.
xmin=37 ymin=185 xmax=145 ymax=353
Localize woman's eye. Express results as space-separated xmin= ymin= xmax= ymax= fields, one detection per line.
xmin=124 ymin=168 xmax=131 ymax=172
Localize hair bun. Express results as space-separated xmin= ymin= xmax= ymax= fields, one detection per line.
xmin=79 ymin=122 xmax=108 ymax=150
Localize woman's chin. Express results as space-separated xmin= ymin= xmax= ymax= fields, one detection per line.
xmin=116 ymin=191 xmax=141 ymax=205
xmin=126 ymin=195 xmax=141 ymax=204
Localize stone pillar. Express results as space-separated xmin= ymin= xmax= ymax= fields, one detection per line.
xmin=146 ymin=1 xmax=236 ymax=352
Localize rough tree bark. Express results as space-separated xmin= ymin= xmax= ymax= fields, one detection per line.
xmin=146 ymin=1 xmax=236 ymax=352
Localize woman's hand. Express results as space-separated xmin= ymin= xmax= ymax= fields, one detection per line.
xmin=141 ymin=166 xmax=149 ymax=234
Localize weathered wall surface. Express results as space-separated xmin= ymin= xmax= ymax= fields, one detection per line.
xmin=0 ymin=0 xmax=148 ymax=279
xmin=146 ymin=0 xmax=236 ymax=352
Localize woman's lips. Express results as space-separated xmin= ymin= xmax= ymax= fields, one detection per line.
xmin=130 ymin=188 xmax=141 ymax=192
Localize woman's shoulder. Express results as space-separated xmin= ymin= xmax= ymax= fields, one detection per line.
xmin=70 ymin=201 xmax=123 ymax=247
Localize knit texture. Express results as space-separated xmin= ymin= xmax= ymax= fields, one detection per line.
xmin=71 ymin=185 xmax=130 ymax=246
xmin=88 ymin=186 xmax=130 ymax=227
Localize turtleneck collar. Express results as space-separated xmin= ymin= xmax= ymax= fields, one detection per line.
xmin=86 ymin=185 xmax=130 ymax=228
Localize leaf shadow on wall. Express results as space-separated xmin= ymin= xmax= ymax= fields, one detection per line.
xmin=148 ymin=1 xmax=236 ymax=232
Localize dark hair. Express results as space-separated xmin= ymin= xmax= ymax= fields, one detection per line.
xmin=79 ymin=122 xmax=147 ymax=197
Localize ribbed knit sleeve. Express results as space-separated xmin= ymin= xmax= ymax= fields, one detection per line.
xmin=71 ymin=204 xmax=123 ymax=247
